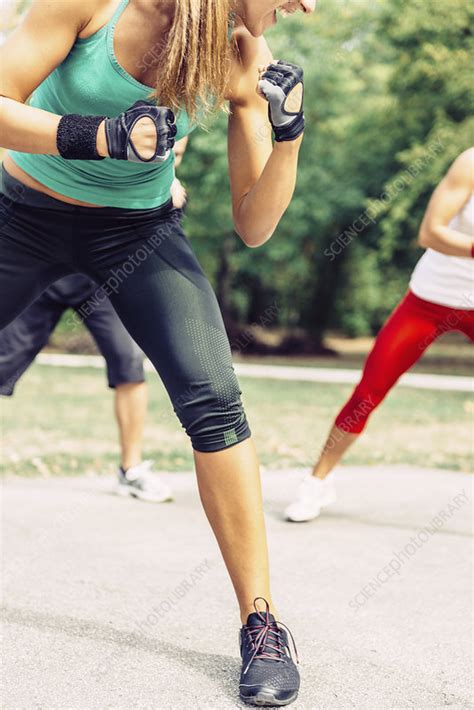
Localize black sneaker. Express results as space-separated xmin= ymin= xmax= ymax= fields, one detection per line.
xmin=239 ymin=597 xmax=300 ymax=707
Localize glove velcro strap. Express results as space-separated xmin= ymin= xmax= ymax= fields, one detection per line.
xmin=104 ymin=113 xmax=133 ymax=161
xmin=273 ymin=112 xmax=305 ymax=143
xmin=57 ymin=114 xmax=106 ymax=160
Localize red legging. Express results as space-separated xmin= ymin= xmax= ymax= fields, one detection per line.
xmin=335 ymin=291 xmax=474 ymax=434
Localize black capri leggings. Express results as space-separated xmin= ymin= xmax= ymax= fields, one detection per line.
xmin=0 ymin=165 xmax=251 ymax=452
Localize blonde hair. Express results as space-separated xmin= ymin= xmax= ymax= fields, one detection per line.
xmin=152 ymin=0 xmax=232 ymax=119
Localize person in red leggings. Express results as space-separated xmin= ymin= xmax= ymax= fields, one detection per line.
xmin=285 ymin=147 xmax=474 ymax=522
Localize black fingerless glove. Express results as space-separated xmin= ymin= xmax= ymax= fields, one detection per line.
xmin=56 ymin=100 xmax=177 ymax=163
xmin=104 ymin=100 xmax=177 ymax=163
xmin=258 ymin=60 xmax=305 ymax=143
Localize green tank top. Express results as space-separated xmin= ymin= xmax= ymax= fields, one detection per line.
xmin=9 ymin=0 xmax=194 ymax=209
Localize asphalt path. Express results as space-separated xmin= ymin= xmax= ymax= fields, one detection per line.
xmin=2 ymin=466 xmax=472 ymax=709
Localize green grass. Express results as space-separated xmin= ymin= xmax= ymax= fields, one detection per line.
xmin=1 ymin=363 xmax=473 ymax=476
xmin=49 ymin=320 xmax=474 ymax=376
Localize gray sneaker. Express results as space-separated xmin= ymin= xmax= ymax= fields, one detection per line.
xmin=117 ymin=461 xmax=173 ymax=503
xmin=240 ymin=598 xmax=300 ymax=706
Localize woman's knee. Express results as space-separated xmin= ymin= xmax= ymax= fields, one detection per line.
xmin=335 ymin=383 xmax=384 ymax=434
xmin=173 ymin=375 xmax=251 ymax=453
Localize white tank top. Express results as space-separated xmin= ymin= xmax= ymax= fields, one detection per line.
xmin=410 ymin=194 xmax=474 ymax=309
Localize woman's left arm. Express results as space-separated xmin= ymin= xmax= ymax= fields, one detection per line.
xmin=227 ymin=30 xmax=304 ymax=247
xmin=418 ymin=148 xmax=474 ymax=257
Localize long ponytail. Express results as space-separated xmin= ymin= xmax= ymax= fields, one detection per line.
xmin=153 ymin=0 xmax=232 ymax=119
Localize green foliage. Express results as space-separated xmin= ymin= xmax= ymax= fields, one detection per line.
xmin=181 ymin=0 xmax=472 ymax=341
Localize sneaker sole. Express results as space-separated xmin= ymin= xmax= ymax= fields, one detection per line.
xmin=285 ymin=489 xmax=337 ymax=522
xmin=285 ymin=508 xmax=321 ymax=523
xmin=240 ymin=690 xmax=298 ymax=706
xmin=116 ymin=484 xmax=173 ymax=504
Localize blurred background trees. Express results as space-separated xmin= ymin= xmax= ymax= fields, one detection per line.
xmin=3 ymin=0 xmax=473 ymax=351
xmin=184 ymin=0 xmax=473 ymax=350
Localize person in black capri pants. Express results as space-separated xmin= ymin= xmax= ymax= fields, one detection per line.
xmin=0 ymin=1 xmax=315 ymax=704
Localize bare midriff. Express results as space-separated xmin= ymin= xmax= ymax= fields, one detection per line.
xmin=3 ymin=153 xmax=105 ymax=208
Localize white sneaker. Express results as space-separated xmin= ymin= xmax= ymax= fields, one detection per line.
xmin=284 ymin=474 xmax=336 ymax=522
xmin=117 ymin=461 xmax=173 ymax=503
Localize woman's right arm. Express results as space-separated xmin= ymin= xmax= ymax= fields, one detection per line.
xmin=0 ymin=0 xmax=97 ymax=154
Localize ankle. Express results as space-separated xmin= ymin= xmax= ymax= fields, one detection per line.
xmin=121 ymin=458 xmax=141 ymax=472
xmin=312 ymin=468 xmax=331 ymax=480
xmin=240 ymin=598 xmax=277 ymax=624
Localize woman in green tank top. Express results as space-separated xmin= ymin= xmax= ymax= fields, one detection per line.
xmin=0 ymin=1 xmax=315 ymax=705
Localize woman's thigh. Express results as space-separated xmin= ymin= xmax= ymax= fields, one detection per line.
xmin=0 ymin=193 xmax=73 ymax=328
xmin=453 ymin=309 xmax=474 ymax=342
xmin=81 ymin=215 xmax=250 ymax=451
xmin=360 ymin=292 xmax=441 ymax=394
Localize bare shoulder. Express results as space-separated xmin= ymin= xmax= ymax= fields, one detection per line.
xmin=78 ymin=0 xmax=123 ymax=36
xmin=447 ymin=148 xmax=474 ymax=189
xmin=23 ymin=0 xmax=107 ymax=34
xmin=0 ymin=0 xmax=111 ymax=102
